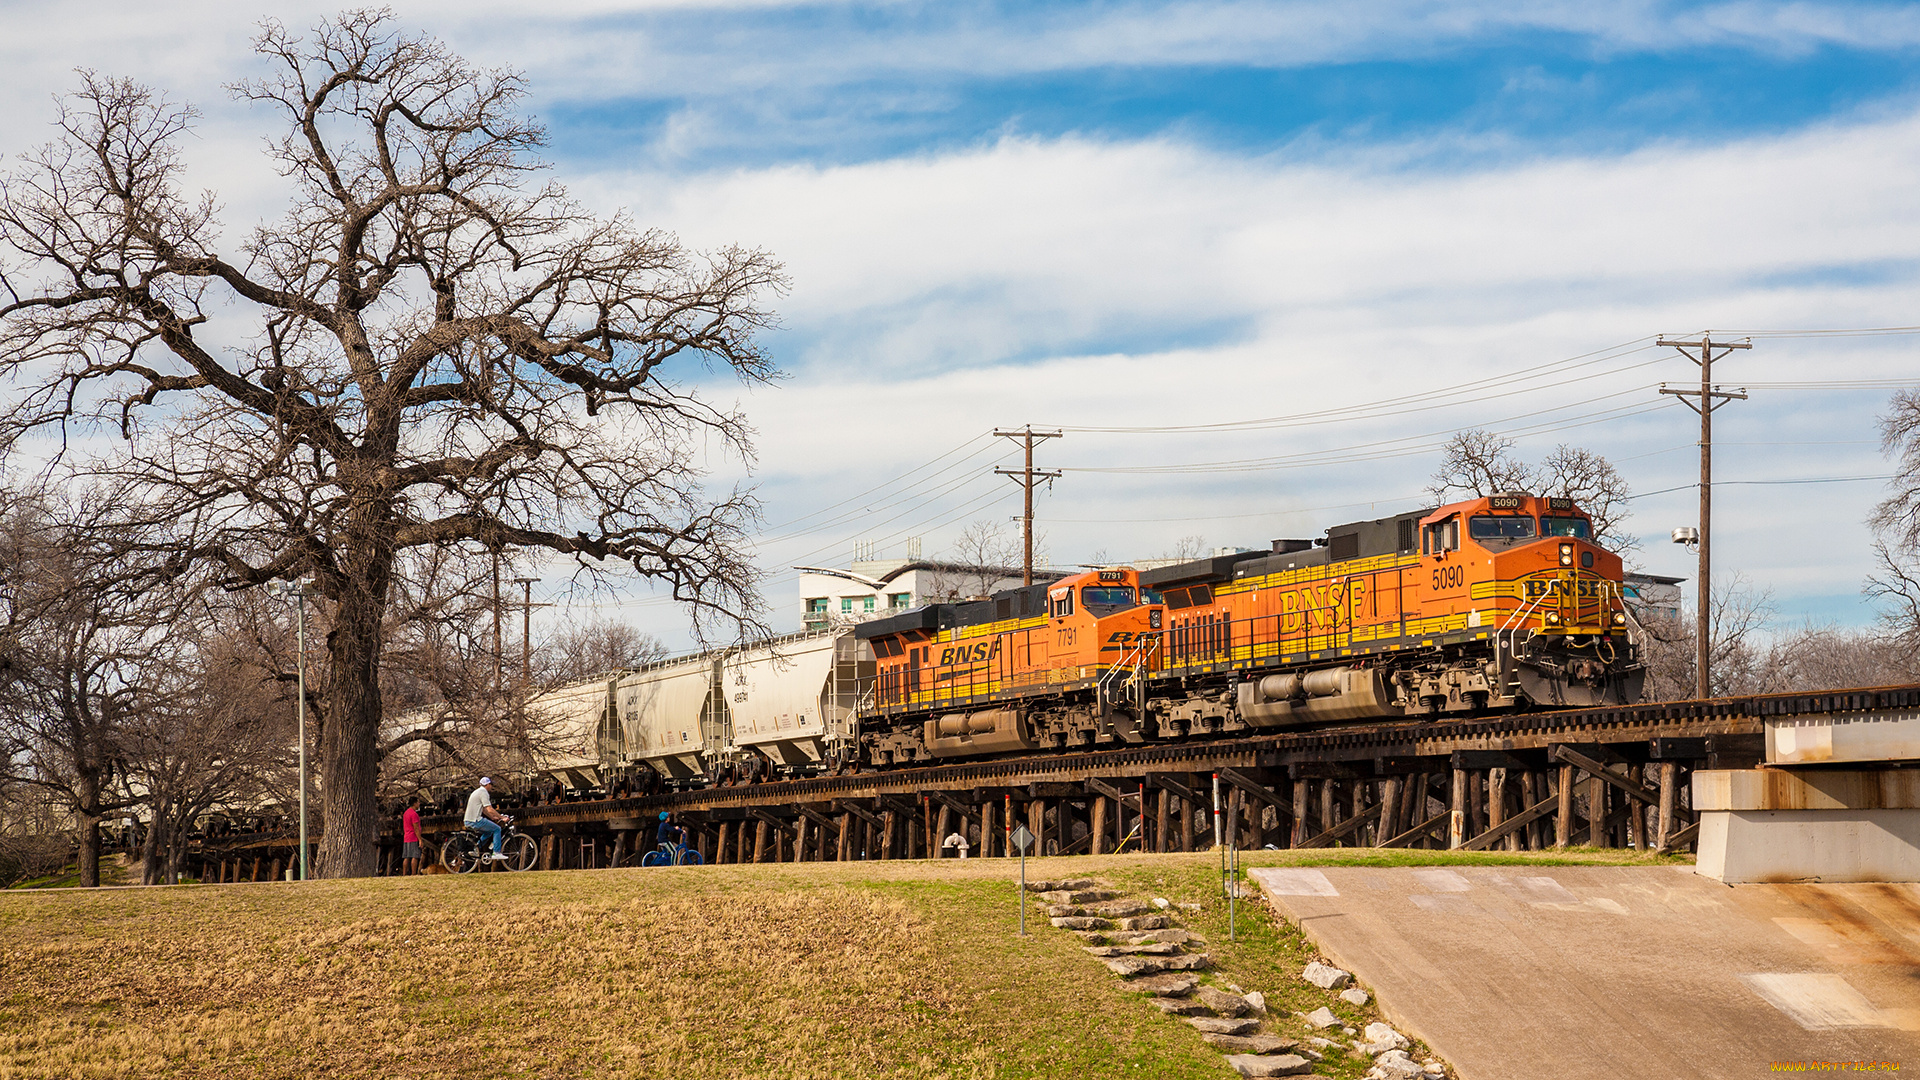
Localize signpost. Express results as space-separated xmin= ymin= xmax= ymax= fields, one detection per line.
xmin=1011 ymin=824 xmax=1035 ymax=936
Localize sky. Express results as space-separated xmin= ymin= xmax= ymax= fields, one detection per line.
xmin=2 ymin=0 xmax=1917 ymax=647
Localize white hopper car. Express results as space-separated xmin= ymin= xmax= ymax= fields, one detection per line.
xmin=534 ymin=628 xmax=874 ymax=788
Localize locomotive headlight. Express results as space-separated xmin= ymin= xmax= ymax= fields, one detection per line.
xmin=1612 ymin=612 xmax=1627 ymax=627
xmin=1545 ymin=612 xmax=1562 ymax=625
xmin=1558 ymin=543 xmax=1574 ymax=566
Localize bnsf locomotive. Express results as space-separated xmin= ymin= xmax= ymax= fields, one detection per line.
xmin=855 ymin=492 xmax=1642 ymax=766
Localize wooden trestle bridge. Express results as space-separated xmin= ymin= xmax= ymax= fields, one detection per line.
xmin=194 ymin=684 xmax=1920 ymax=883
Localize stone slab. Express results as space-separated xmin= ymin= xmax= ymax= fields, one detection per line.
xmin=1248 ymin=864 xmax=1920 ymax=1080
xmin=1696 ymin=809 xmax=1920 ymax=883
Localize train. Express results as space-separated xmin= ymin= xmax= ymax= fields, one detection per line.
xmin=512 ymin=491 xmax=1644 ymax=791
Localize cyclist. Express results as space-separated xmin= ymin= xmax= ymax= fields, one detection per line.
xmin=655 ymin=810 xmax=685 ymax=854
xmin=465 ymin=777 xmax=512 ymax=862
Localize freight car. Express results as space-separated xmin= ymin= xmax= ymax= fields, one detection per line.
xmin=855 ymin=492 xmax=1643 ymax=766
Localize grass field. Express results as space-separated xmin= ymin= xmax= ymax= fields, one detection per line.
xmin=0 ymin=848 xmax=1685 ymax=1079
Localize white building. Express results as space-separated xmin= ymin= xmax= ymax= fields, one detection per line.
xmin=796 ymin=558 xmax=1066 ymax=632
xmin=1623 ymin=572 xmax=1686 ymax=622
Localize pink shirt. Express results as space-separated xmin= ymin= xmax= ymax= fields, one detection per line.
xmin=402 ymin=806 xmax=420 ymax=843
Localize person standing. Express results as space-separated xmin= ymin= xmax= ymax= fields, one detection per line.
xmin=465 ymin=777 xmax=510 ymax=861
xmin=400 ymin=797 xmax=423 ymax=876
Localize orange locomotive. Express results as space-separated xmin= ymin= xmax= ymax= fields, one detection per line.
xmin=856 ymin=492 xmax=1643 ymax=766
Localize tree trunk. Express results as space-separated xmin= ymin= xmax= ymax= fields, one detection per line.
xmin=317 ymin=581 xmax=388 ymax=878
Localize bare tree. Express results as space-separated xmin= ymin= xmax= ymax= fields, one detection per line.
xmin=1869 ymin=389 xmax=1920 ymax=650
xmin=926 ymin=519 xmax=1026 ymax=600
xmin=1427 ymin=430 xmax=1538 ymax=503
xmin=1429 ymin=431 xmax=1635 ymax=549
xmin=0 ymin=494 xmax=179 ymax=886
xmin=1638 ymin=572 xmax=1774 ymax=700
xmin=1867 ymin=540 xmax=1920 ymax=658
xmin=0 ymin=14 xmax=784 ymax=875
xmin=538 ymin=616 xmax=667 ymax=685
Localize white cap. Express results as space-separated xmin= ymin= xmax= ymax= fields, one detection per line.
xmin=480 ymin=776 xmax=492 ymax=786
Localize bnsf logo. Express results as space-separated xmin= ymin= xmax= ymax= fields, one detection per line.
xmin=939 ymin=640 xmax=1003 ymax=665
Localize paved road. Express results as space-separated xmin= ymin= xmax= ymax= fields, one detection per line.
xmin=1249 ymin=864 xmax=1920 ymax=1080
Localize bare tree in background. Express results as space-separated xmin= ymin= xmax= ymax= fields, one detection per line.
xmin=1429 ymin=430 xmax=1635 ymax=550
xmin=1638 ymin=572 xmax=1774 ymax=700
xmin=0 ymin=495 xmax=178 ymax=886
xmin=927 ymin=519 xmax=1027 ymax=600
xmin=538 ymin=616 xmax=668 ymax=685
xmin=0 ymin=14 xmax=784 ymax=876
xmin=1869 ymin=388 xmax=1920 ymax=650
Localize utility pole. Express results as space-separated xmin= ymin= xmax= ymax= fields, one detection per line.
xmin=512 ymin=577 xmax=546 ymax=682
xmin=993 ymin=426 xmax=1063 ymax=585
xmin=1657 ymin=333 xmax=1751 ymax=700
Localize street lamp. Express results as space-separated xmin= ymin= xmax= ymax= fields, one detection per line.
xmin=269 ymin=577 xmax=319 ymax=881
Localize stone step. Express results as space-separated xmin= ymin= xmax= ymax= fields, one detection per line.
xmin=1202 ymin=1034 xmax=1299 ymax=1055
xmin=1037 ymin=889 xmax=1119 ymax=905
xmin=1083 ymin=942 xmax=1183 ymax=957
xmin=1126 ymin=972 xmax=1200 ymax=997
xmin=1075 ymin=928 xmax=1205 ymax=947
xmin=1185 ymin=1015 xmax=1260 ymax=1036
xmin=1023 ymin=878 xmax=1097 ymax=893
xmin=1194 ymin=986 xmax=1252 ymax=1017
xmin=1225 ymin=1053 xmax=1315 ymax=1077
xmin=1115 ymin=914 xmax=1174 ymax=931
xmin=1103 ymin=952 xmax=1210 ymax=977
xmin=1150 ymin=996 xmax=1214 ymax=1016
xmin=1051 ymin=916 xmax=1113 ymax=930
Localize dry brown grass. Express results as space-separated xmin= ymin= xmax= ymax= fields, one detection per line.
xmin=0 ymin=858 xmax=1240 ymax=1080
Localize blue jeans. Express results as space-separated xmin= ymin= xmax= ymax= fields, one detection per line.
xmin=471 ymin=817 xmax=503 ymax=854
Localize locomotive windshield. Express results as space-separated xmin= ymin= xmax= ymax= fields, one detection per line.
xmin=1081 ymin=586 xmax=1137 ymax=609
xmin=1469 ymin=515 xmax=1537 ymax=540
xmin=1541 ymin=516 xmax=1592 ymax=539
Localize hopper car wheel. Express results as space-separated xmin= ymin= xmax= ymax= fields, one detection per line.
xmin=503 ymin=835 xmax=538 ymax=872
xmin=674 ymin=848 xmax=704 ymax=866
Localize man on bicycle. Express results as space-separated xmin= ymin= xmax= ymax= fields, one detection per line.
xmin=465 ymin=777 xmax=511 ymax=861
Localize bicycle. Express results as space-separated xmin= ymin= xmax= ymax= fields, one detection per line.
xmin=640 ymin=840 xmax=704 ymax=867
xmin=440 ymin=819 xmax=539 ymax=873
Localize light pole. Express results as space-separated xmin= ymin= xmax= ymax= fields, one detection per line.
xmin=270 ymin=578 xmax=319 ymax=881
xmin=512 ymin=576 xmax=540 ymax=681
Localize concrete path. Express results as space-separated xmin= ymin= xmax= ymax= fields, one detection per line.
xmin=1249 ymin=864 xmax=1920 ymax=1080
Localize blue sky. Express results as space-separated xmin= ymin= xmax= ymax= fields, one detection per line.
xmin=3 ymin=0 xmax=1919 ymax=643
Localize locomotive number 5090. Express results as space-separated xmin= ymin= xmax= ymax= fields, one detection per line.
xmin=1431 ymin=565 xmax=1464 ymax=591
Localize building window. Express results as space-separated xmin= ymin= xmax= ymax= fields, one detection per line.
xmin=889 ymin=592 xmax=910 ymax=610
xmin=806 ymin=598 xmax=829 ymax=614
xmin=863 ymin=596 xmax=876 ymax=612
xmin=841 ymin=597 xmax=856 ymax=613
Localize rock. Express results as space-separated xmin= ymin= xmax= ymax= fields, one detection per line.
xmin=1201 ymin=1033 xmax=1299 ymax=1055
xmin=1421 ymin=1060 xmax=1446 ymax=1078
xmin=1085 ymin=900 xmax=1156 ymax=918
xmin=1050 ymin=916 xmax=1113 ymax=930
xmin=1128 ymin=972 xmax=1200 ymax=996
xmin=1225 ymin=1052 xmax=1315 ymax=1077
xmin=1153 ymin=896 xmax=1170 ymax=908
xmin=1306 ymin=1037 xmax=1340 ymax=1050
xmin=1342 ymin=1027 xmax=1357 ymax=1036
xmin=1116 ymin=914 xmax=1174 ymax=930
xmin=1302 ymin=961 xmax=1352 ymax=990
xmin=1359 ymin=1022 xmax=1410 ymax=1055
xmin=1151 ymin=996 xmax=1214 ymax=1016
xmin=1185 ymin=1016 xmax=1260 ymax=1036
xmin=1304 ymin=1007 xmax=1340 ymax=1030
xmin=1196 ymin=986 xmax=1251 ymax=1017
xmin=1025 ymin=878 xmax=1096 ymax=892
xmin=1102 ymin=953 xmax=1209 ymax=977
xmin=1369 ymin=1049 xmax=1424 ymax=1080
xmin=1083 ymin=942 xmax=1182 ymax=957
xmin=1039 ymin=889 xmax=1118 ymax=904
xmin=1340 ymin=988 xmax=1370 ymax=1007
xmin=1244 ymin=990 xmax=1267 ymax=1013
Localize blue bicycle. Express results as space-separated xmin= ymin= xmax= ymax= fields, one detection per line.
xmin=640 ymin=840 xmax=703 ymax=867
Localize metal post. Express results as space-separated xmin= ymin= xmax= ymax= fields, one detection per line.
xmin=295 ymin=591 xmax=308 ymax=882
xmin=1018 ymin=850 xmax=1027 ymax=936
xmin=1211 ymin=772 xmax=1221 ymax=849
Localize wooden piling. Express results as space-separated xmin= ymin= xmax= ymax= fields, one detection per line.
xmin=1556 ymin=765 xmax=1574 ymax=848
